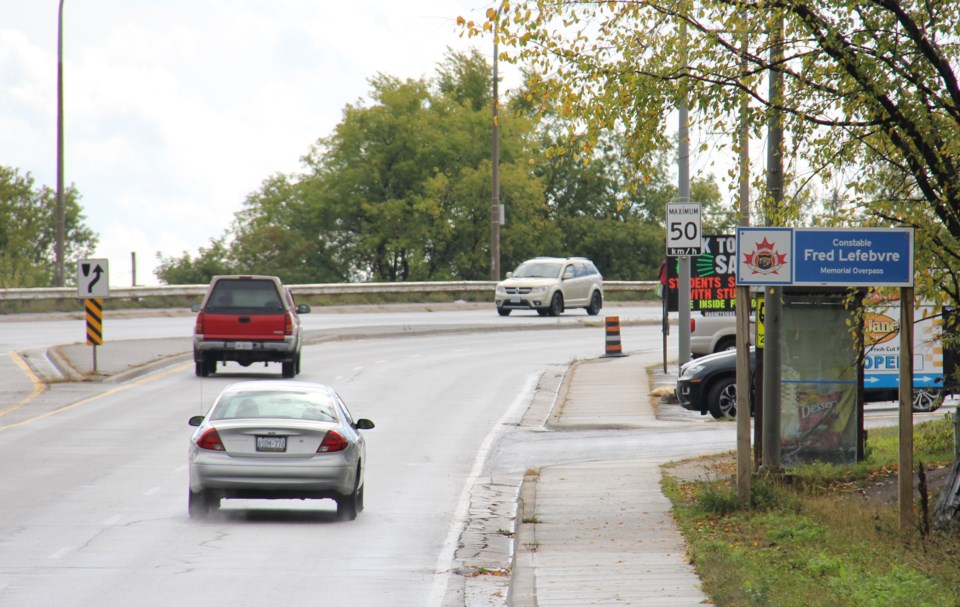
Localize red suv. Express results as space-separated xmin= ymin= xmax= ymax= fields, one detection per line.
xmin=192 ymin=275 xmax=310 ymax=378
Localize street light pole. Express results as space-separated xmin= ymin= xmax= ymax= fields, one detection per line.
xmin=55 ymin=0 xmax=66 ymax=287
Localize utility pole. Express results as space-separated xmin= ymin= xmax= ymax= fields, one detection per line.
xmin=55 ymin=0 xmax=66 ymax=287
xmin=735 ymin=12 xmax=752 ymax=505
xmin=762 ymin=11 xmax=785 ymax=473
xmin=490 ymin=7 xmax=502 ymax=281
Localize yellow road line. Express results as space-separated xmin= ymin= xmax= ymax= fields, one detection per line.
xmin=1 ymin=352 xmax=48 ymax=419
xmin=0 ymin=360 xmax=193 ymax=432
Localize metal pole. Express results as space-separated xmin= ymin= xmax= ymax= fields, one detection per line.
xmin=490 ymin=7 xmax=501 ymax=281
xmin=735 ymin=12 xmax=752 ymax=505
xmin=55 ymin=0 xmax=66 ymax=287
xmin=677 ymin=20 xmax=691 ymax=369
xmin=761 ymin=11 xmax=784 ymax=472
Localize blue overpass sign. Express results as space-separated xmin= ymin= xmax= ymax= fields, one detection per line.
xmin=794 ymin=229 xmax=913 ymax=286
xmin=737 ymin=227 xmax=913 ymax=287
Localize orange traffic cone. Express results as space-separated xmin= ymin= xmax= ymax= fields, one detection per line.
xmin=603 ymin=316 xmax=627 ymax=357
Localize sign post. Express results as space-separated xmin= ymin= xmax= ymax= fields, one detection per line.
xmin=736 ymin=226 xmax=915 ymax=531
xmin=78 ymin=259 xmax=109 ymax=373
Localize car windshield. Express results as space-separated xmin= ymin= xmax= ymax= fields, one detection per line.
xmin=512 ymin=262 xmax=562 ymax=279
xmin=211 ymin=390 xmax=340 ymax=422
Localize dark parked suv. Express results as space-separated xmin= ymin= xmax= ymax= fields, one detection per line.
xmin=192 ymin=275 xmax=310 ymax=378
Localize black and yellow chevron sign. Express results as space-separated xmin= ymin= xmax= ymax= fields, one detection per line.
xmin=85 ymin=297 xmax=103 ymax=346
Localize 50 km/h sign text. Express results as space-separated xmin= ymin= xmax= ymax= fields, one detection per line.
xmin=666 ymin=203 xmax=703 ymax=256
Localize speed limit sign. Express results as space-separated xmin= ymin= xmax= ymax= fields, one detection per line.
xmin=666 ymin=203 xmax=703 ymax=256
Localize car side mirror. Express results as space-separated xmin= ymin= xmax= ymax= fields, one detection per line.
xmin=188 ymin=415 xmax=205 ymax=427
xmin=505 ymin=272 xmax=513 ymax=279
xmin=297 ymin=304 xmax=311 ymax=314
xmin=191 ymin=303 xmax=202 ymax=313
xmin=354 ymin=418 xmax=375 ymax=430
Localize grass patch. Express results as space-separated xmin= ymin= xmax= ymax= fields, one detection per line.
xmin=664 ymin=416 xmax=960 ymax=607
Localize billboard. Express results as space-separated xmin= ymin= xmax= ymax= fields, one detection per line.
xmin=665 ymin=235 xmax=738 ymax=313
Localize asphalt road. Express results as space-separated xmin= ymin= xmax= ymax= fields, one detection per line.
xmin=0 ymin=312 xmax=700 ymax=607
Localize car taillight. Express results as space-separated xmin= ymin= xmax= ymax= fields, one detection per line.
xmin=197 ymin=428 xmax=224 ymax=451
xmin=284 ymin=311 xmax=294 ymax=336
xmin=195 ymin=311 xmax=205 ymax=335
xmin=317 ymin=430 xmax=347 ymax=453
xmin=690 ymin=318 xmax=696 ymax=332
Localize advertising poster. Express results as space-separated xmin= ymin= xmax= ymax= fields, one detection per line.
xmin=863 ymin=295 xmax=946 ymax=392
xmin=780 ymin=301 xmax=860 ymax=467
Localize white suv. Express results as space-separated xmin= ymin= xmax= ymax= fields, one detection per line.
xmin=495 ymin=257 xmax=603 ymax=317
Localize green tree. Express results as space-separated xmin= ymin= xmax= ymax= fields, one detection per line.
xmin=464 ymin=0 xmax=960 ymax=305
xmin=155 ymin=237 xmax=235 ymax=285
xmin=0 ymin=166 xmax=97 ymax=287
xmin=300 ymin=49 xmax=546 ymax=281
xmin=230 ymin=174 xmax=348 ymax=283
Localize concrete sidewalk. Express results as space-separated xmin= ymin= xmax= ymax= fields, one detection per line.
xmin=511 ymin=354 xmax=712 ymax=606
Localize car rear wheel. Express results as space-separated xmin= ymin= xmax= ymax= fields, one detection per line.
xmin=295 ymin=352 xmax=302 ymax=375
xmin=707 ymin=377 xmax=738 ymax=419
xmin=548 ymin=293 xmax=564 ymax=317
xmin=281 ymin=360 xmax=295 ymax=379
xmin=196 ymin=358 xmax=215 ymax=377
xmin=912 ymin=388 xmax=944 ymax=412
xmin=188 ymin=489 xmax=216 ymax=519
xmin=586 ymin=291 xmax=602 ymax=316
xmin=497 ymin=307 xmax=511 ymax=317
xmin=337 ymin=473 xmax=363 ymax=521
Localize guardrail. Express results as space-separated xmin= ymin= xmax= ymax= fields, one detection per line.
xmin=0 ymin=281 xmax=658 ymax=301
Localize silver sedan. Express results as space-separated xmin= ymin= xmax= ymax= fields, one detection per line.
xmin=187 ymin=381 xmax=374 ymax=520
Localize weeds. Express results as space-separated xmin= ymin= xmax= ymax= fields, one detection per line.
xmin=665 ymin=418 xmax=960 ymax=606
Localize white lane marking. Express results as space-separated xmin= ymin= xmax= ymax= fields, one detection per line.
xmin=49 ymin=547 xmax=74 ymax=560
xmin=426 ymin=372 xmax=539 ymax=607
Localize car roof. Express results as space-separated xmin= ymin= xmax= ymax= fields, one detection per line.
xmin=219 ymin=381 xmax=337 ymax=396
xmin=209 ymin=275 xmax=284 ymax=282
xmin=524 ymin=256 xmax=594 ymax=263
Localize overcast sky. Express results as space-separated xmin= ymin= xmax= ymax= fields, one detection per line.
xmin=1 ymin=0 xmax=503 ymax=286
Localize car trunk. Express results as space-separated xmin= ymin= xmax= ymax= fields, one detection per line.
xmin=201 ymin=312 xmax=287 ymax=341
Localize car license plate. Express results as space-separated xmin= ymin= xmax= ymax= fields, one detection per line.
xmin=233 ymin=342 xmax=253 ymax=350
xmin=256 ymin=436 xmax=286 ymax=452
xmin=510 ymin=296 xmax=520 ymax=303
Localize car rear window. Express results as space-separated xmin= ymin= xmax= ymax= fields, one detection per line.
xmin=212 ymin=390 xmax=340 ymax=422
xmin=206 ymin=279 xmax=284 ymax=314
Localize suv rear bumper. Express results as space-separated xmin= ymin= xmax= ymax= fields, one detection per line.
xmin=193 ymin=338 xmax=298 ymax=364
